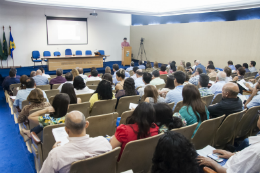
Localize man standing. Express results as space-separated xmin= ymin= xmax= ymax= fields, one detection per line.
xmin=33 ymin=70 xmax=49 ymax=86
xmin=121 ymin=38 xmax=130 ymax=48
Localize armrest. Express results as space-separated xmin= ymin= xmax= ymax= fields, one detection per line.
xmin=31 ymin=132 xmax=41 ymax=145
xmin=203 ymin=167 xmax=217 ymax=173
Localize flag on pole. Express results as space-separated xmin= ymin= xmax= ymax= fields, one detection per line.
xmin=9 ymin=31 xmax=16 ymax=58
xmin=2 ymin=31 xmax=8 ymax=60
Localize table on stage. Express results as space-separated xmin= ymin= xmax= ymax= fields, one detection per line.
xmin=41 ymin=55 xmax=109 ymax=71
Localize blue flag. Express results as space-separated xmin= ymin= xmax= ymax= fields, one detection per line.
xmin=9 ymin=31 xmax=16 ymax=58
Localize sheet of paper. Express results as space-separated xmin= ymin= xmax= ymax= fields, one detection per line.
xmin=237 ymin=79 xmax=249 ymax=91
xmin=196 ymin=145 xmax=216 ymax=157
xmin=209 ymin=81 xmax=215 ymax=85
xmin=89 ymin=89 xmax=95 ymax=93
xmin=52 ymin=127 xmax=69 ymax=146
xmin=129 ymin=103 xmax=138 ymax=110
xmin=238 ymin=95 xmax=247 ymax=104
xmin=10 ymin=96 xmax=16 ymax=100
xmin=121 ymin=170 xmax=134 ymax=173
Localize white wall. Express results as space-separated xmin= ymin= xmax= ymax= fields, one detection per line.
xmin=0 ymin=3 xmax=131 ymax=67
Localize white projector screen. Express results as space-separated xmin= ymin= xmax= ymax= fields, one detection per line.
xmin=46 ymin=17 xmax=88 ymax=45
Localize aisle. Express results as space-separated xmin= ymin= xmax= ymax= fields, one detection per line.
xmin=0 ymin=90 xmax=36 ymax=173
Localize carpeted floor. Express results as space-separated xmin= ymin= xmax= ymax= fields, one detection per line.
xmin=0 ymin=90 xmax=36 ymax=173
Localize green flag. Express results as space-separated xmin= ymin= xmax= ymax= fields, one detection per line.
xmin=0 ymin=39 xmax=2 ymax=60
xmin=3 ymin=31 xmax=8 ymax=60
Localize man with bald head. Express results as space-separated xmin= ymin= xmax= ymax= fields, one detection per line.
xmin=208 ymin=82 xmax=242 ymax=119
xmin=32 ymin=69 xmax=49 ymax=85
xmin=245 ymin=79 xmax=260 ymax=109
xmin=209 ymin=71 xmax=227 ymax=96
xmin=78 ymin=67 xmax=88 ymax=82
xmin=40 ymin=111 xmax=112 ymax=173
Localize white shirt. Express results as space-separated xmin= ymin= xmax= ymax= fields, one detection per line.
xmin=57 ymin=81 xmax=74 ymax=92
xmin=42 ymin=73 xmax=51 ymax=79
xmin=126 ymin=66 xmax=133 ymax=72
xmin=192 ymin=65 xmax=196 ymax=70
xmin=135 ymin=77 xmax=145 ymax=89
xmin=40 ymin=135 xmax=112 ymax=173
xmin=79 ymin=74 xmax=88 ymax=83
xmin=138 ymin=84 xmax=155 ymax=98
xmin=87 ymin=76 xmax=102 ymax=81
xmin=209 ymin=81 xmax=226 ymax=95
xmin=225 ymin=76 xmax=233 ymax=83
xmin=131 ymin=74 xmax=137 ymax=80
xmin=74 ymin=87 xmax=95 ymax=95
xmin=150 ymin=78 xmax=165 ymax=86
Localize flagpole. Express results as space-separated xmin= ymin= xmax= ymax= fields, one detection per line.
xmin=1 ymin=26 xmax=3 ymax=69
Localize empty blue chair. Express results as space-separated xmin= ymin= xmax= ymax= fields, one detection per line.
xmin=54 ymin=51 xmax=61 ymax=56
xmin=98 ymin=50 xmax=105 ymax=55
xmin=85 ymin=50 xmax=92 ymax=55
xmin=31 ymin=50 xmax=42 ymax=67
xmin=75 ymin=50 xmax=82 ymax=55
xmin=65 ymin=49 xmax=72 ymax=55
xmin=43 ymin=51 xmax=51 ymax=62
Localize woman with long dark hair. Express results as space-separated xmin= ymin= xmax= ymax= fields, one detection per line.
xmin=152 ymin=131 xmax=199 ymax=173
xmin=61 ymin=83 xmax=81 ymax=104
xmin=179 ymin=84 xmax=209 ymax=137
xmin=73 ymin=76 xmax=92 ymax=95
xmin=169 ymin=61 xmax=176 ymax=74
xmin=144 ymin=85 xmax=165 ymax=104
xmin=158 ymin=75 xmax=175 ymax=98
xmin=110 ymin=102 xmax=159 ymax=160
xmin=115 ymin=78 xmax=138 ymax=99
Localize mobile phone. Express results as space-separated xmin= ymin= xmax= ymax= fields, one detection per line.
xmin=207 ymin=154 xmax=224 ymax=163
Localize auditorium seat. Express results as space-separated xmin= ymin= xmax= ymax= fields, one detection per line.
xmin=173 ymin=101 xmax=183 ymax=113
xmin=76 ymin=93 xmax=92 ymax=102
xmin=116 ymin=96 xmax=140 ymax=117
xmin=211 ymin=93 xmax=222 ymax=105
xmin=43 ymin=51 xmax=51 ymax=62
xmin=251 ymin=71 xmax=258 ymax=77
xmin=155 ymin=83 xmax=165 ymax=90
xmin=36 ymin=85 xmax=50 ymax=91
xmin=119 ymin=110 xmax=133 ymax=125
xmin=52 ymin=84 xmax=61 ymax=90
xmin=86 ymin=80 xmax=100 ymax=86
xmin=244 ymin=72 xmax=251 ymax=78
xmin=87 ymin=85 xmax=98 ymax=90
xmin=65 ymin=49 xmax=72 ymax=55
xmin=98 ymin=50 xmax=105 ymax=55
xmin=31 ymin=51 xmax=42 ymax=67
xmin=67 ymin=102 xmax=90 ymax=118
xmin=44 ymin=89 xmax=59 ymax=100
xmin=160 ymin=74 xmax=167 ymax=83
xmin=75 ymin=50 xmax=82 ymax=55
xmin=168 ymin=102 xmax=175 ymax=110
xmin=85 ymin=112 xmax=118 ymax=137
xmin=90 ymin=99 xmax=117 ymax=116
xmin=117 ymin=133 xmax=163 ymax=173
xmin=212 ymin=110 xmax=246 ymax=149
xmin=53 ymin=51 xmax=61 ymax=56
xmin=201 ymin=95 xmax=214 ymax=107
xmin=70 ymin=147 xmax=121 ymax=173
xmin=84 ymin=72 xmax=91 ymax=76
xmin=171 ymin=123 xmax=198 ymax=141
xmin=191 ymin=115 xmax=225 ymax=150
xmin=49 ymin=96 xmax=54 ymax=105
xmin=9 ymin=83 xmax=21 ymax=93
xmin=22 ymin=100 xmax=29 ymax=109
xmin=209 ymin=77 xmax=216 ymax=81
xmin=85 ymin=50 xmax=92 ymax=55
xmin=203 ymin=167 xmax=217 ymax=173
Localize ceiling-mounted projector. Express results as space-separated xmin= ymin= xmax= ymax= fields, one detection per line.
xmin=90 ymin=10 xmax=98 ymax=17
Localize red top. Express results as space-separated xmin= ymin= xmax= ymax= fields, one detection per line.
xmin=88 ymin=74 xmax=100 ymax=77
xmin=115 ymin=123 xmax=159 ymax=160
xmin=121 ymin=41 xmax=130 ymax=47
xmin=159 ymin=71 xmax=168 ymax=75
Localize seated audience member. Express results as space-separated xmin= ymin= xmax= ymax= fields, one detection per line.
xmin=208 ymin=82 xmax=242 ymax=119
xmin=150 ymin=70 xmax=165 ymax=85
xmin=159 ymin=64 xmax=168 ymax=75
xmin=19 ymin=75 xmax=29 ymax=90
xmin=153 ymin=61 xmax=160 ymax=71
xmin=168 ymin=62 xmax=177 ymax=74
xmin=243 ymin=63 xmax=250 ymax=73
xmin=134 ymin=69 xmax=145 ymax=89
xmin=224 ymin=66 xmax=233 ymax=82
xmin=177 ymin=65 xmax=185 ymax=73
xmin=49 ymin=68 xmax=66 ymax=85
xmin=166 ymin=61 xmax=172 ymax=69
xmin=207 ymin=60 xmax=214 ymax=68
xmin=207 ymin=65 xmax=217 ymax=78
xmin=71 ymin=68 xmax=79 ymax=78
xmin=105 ymin=66 xmax=111 ymax=74
xmin=189 ymin=68 xmax=203 ymax=86
xmin=88 ymin=67 xmax=100 ymax=77
xmin=3 ymin=68 xmax=21 ymax=91
xmin=180 ymin=84 xmax=209 ymax=136
xmin=144 ymin=85 xmax=165 ymax=104
xmin=89 ymin=80 xmax=115 ymax=111
xmin=40 ymin=111 xmax=112 ymax=173
xmin=138 ymin=72 xmax=153 ymax=97
xmin=249 ymin=60 xmax=257 ymax=72
xmin=245 ymin=79 xmax=260 ymax=109
xmin=190 ymin=60 xmax=206 ymax=74
xmin=88 ymin=70 xmax=102 ymax=81
xmin=180 ymin=60 xmax=186 ymax=68
xmin=228 ymin=60 xmax=236 ymax=71
xmin=110 ymin=102 xmax=159 ymax=160
xmin=24 ymin=93 xmax=70 ymax=137
xmin=39 ymin=67 xmax=50 ymax=78
xmin=153 ymin=103 xmax=184 ymax=133
xmin=138 ymin=60 xmax=145 ymax=69
xmin=209 ymin=71 xmax=226 ymax=95
xmin=152 ymin=131 xmax=199 ymax=173
xmin=2 ymin=68 xmax=20 ymax=88
xmin=115 ymin=69 xmax=125 ymax=92
xmin=61 ymin=83 xmax=81 ymax=104
xmin=146 ymin=61 xmax=152 ymax=70
xmin=115 ymin=78 xmax=138 ymax=100
xmin=159 ymin=75 xmax=175 ymax=98
xmin=198 ymin=74 xmax=213 ymax=97
xmin=192 ymin=60 xmax=197 ymax=70
xmin=235 ymin=64 xmax=242 ymax=71
xmin=112 ymin=64 xmax=130 ymax=84
xmin=30 ymin=71 xmax=36 ymax=77
xmin=183 ymin=73 xmax=192 ymax=85
xmin=165 ymin=71 xmax=186 ymax=110
xmin=198 ymin=117 xmax=260 ymax=173
xmin=77 ymin=68 xmax=88 ymax=83
xmin=102 ymin=73 xmax=113 ymax=84
xmin=186 ymin=62 xmax=192 ymax=71
xmin=18 ymin=88 xmax=51 ymax=124
xmin=233 ymin=67 xmax=245 ymax=81
xmin=33 ymin=70 xmax=49 ymax=86
xmin=57 ymin=72 xmax=74 ymax=92
xmin=126 ymin=62 xmax=135 ymax=72
xmin=14 ymin=78 xmax=48 ymax=110
xmin=73 ymin=76 xmax=92 ymax=95
xmin=131 ymin=66 xmax=139 ymax=80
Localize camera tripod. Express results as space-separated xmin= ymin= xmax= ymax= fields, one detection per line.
xmin=137 ymin=40 xmax=147 ymax=62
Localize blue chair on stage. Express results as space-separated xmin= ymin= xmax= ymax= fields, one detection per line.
xmin=75 ymin=50 xmax=82 ymax=55
xmin=85 ymin=50 xmax=92 ymax=55
xmin=98 ymin=50 xmax=106 ymax=61
xmin=43 ymin=51 xmax=51 ymax=62
xmin=65 ymin=49 xmax=72 ymax=55
xmin=31 ymin=51 xmax=42 ymax=67
xmin=54 ymin=51 xmax=61 ymax=56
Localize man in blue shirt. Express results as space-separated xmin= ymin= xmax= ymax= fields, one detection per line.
xmin=138 ymin=60 xmax=145 ymax=70
xmin=189 ymin=68 xmax=203 ymax=86
xmin=112 ymin=64 xmax=130 ymax=85
xmin=245 ymin=79 xmax=260 ymax=109
xmin=2 ymin=68 xmax=20 ymax=88
xmin=3 ymin=69 xmax=20 ymax=91
xmin=126 ymin=62 xmax=134 ymax=72
xmin=165 ymin=71 xmax=186 ymax=110
xmin=243 ymin=63 xmax=250 ymax=73
xmin=33 ymin=70 xmax=49 ymax=85
xmin=189 ymin=60 xmax=206 ymax=74
xmin=249 ymin=61 xmax=257 ymax=72
xmin=228 ymin=60 xmax=236 ymax=71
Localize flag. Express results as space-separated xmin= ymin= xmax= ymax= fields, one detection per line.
xmin=2 ymin=31 xmax=8 ymax=60
xmin=9 ymin=31 xmax=16 ymax=58
xmin=0 ymin=39 xmax=3 ymax=60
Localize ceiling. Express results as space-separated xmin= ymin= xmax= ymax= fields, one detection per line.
xmin=4 ymin=0 xmax=260 ymax=16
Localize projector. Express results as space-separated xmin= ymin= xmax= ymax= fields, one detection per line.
xmin=90 ymin=12 xmax=98 ymax=17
